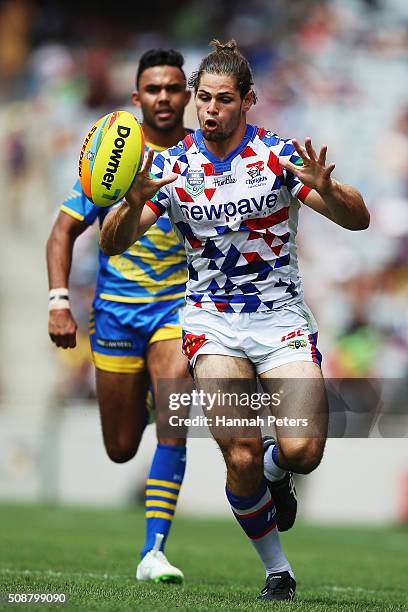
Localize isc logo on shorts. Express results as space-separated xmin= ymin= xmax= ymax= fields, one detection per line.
xmin=281 ymin=329 xmax=304 ymax=343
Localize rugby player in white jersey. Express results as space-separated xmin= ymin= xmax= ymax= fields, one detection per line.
xmin=100 ymin=40 xmax=370 ymax=601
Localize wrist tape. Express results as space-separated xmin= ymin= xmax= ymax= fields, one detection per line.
xmin=49 ymin=288 xmax=70 ymax=311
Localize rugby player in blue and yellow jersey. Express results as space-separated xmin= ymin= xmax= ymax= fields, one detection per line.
xmin=46 ymin=49 xmax=191 ymax=583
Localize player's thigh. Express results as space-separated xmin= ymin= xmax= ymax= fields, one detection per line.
xmin=194 ymin=353 xmax=257 ymax=416
xmin=194 ymin=354 xmax=256 ymax=416
xmin=260 ymin=361 xmax=328 ymax=463
xmin=195 ymin=354 xmax=262 ymax=463
xmin=194 ymin=353 xmax=255 ymax=379
xmin=96 ymin=368 xmax=150 ymax=462
xmin=90 ymin=299 xmax=150 ymax=449
xmin=146 ymin=338 xmax=189 ymax=445
xmin=145 ymin=301 xmax=189 ymax=389
xmin=146 ymin=337 xmax=189 ymax=384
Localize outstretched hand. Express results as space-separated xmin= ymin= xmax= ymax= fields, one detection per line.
xmin=125 ymin=149 xmax=177 ymax=207
xmin=279 ymin=138 xmax=336 ymax=195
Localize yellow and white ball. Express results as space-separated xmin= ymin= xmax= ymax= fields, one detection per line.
xmin=78 ymin=110 xmax=144 ymax=207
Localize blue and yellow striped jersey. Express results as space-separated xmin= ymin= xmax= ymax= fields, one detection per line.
xmin=61 ymin=142 xmax=187 ymax=303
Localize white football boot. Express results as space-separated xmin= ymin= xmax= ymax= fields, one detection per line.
xmin=136 ymin=533 xmax=184 ymax=584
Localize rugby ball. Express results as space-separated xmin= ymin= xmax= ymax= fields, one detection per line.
xmin=78 ymin=110 xmax=145 ymax=207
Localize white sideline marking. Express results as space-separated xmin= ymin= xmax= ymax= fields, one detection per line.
xmin=0 ymin=568 xmax=130 ymax=581
xmin=324 ymin=585 xmax=379 ymax=594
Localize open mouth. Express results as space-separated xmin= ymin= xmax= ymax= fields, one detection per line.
xmin=204 ymin=119 xmax=218 ymax=130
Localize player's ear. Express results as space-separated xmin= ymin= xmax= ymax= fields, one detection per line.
xmin=132 ymin=90 xmax=141 ymax=108
xmin=184 ymin=89 xmax=192 ymax=107
xmin=242 ymin=89 xmax=254 ymax=113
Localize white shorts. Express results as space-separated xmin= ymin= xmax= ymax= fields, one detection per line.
xmin=181 ymin=302 xmax=322 ymax=375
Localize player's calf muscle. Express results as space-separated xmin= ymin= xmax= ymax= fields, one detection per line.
xmin=96 ymin=369 xmax=148 ymax=463
xmin=104 ymin=439 xmax=139 ymax=463
xmin=218 ymin=438 xmax=264 ymax=496
xmin=100 ymin=410 xmax=145 ymax=463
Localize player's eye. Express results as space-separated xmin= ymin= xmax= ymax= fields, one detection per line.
xmin=145 ymin=86 xmax=160 ymax=94
xmin=167 ymin=85 xmax=183 ymax=93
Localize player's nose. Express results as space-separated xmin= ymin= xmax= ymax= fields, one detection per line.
xmin=158 ymin=87 xmax=170 ymax=102
xmin=206 ymin=98 xmax=218 ymax=115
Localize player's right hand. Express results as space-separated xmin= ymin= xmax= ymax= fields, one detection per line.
xmin=125 ymin=149 xmax=177 ymax=208
xmin=48 ymin=309 xmax=77 ymax=349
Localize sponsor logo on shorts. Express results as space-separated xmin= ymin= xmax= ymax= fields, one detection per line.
xmin=96 ymin=338 xmax=133 ymax=349
xmin=185 ymin=169 xmax=205 ymax=197
xmin=288 ymin=339 xmax=307 ymax=349
xmin=281 ymin=329 xmax=305 ymax=342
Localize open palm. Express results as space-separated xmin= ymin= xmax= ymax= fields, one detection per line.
xmin=280 ymin=138 xmax=335 ymax=194
xmin=126 ymin=148 xmax=177 ymax=205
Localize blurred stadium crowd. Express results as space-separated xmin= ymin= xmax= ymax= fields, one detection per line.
xmin=0 ymin=0 xmax=407 ymax=400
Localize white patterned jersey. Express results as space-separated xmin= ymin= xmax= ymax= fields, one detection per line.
xmin=147 ymin=124 xmax=311 ymax=313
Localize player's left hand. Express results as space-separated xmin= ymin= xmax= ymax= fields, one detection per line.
xmin=125 ymin=149 xmax=177 ymax=208
xmin=279 ymin=138 xmax=336 ymax=195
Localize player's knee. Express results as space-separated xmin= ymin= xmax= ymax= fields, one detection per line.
xmin=226 ymin=441 xmax=263 ymax=477
xmin=157 ymin=437 xmax=186 ymax=447
xmin=282 ymin=438 xmax=324 ymax=474
xmin=105 ymin=441 xmax=138 ymax=464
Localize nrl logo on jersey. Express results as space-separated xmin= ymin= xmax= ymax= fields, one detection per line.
xmin=185 ymin=168 xmax=205 ymax=197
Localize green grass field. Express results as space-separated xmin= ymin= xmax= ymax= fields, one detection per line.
xmin=0 ymin=503 xmax=407 ymax=612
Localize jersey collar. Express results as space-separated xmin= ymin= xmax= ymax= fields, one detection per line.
xmin=145 ymin=129 xmax=194 ymax=153
xmin=193 ymin=124 xmax=257 ymax=172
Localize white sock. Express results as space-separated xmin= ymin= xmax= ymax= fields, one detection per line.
xmin=252 ymin=523 xmax=294 ymax=577
xmin=227 ymin=482 xmax=294 ymax=577
xmin=264 ymin=443 xmax=287 ymax=483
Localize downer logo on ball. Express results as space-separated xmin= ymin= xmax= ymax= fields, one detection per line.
xmin=101 ymin=125 xmax=131 ymax=190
